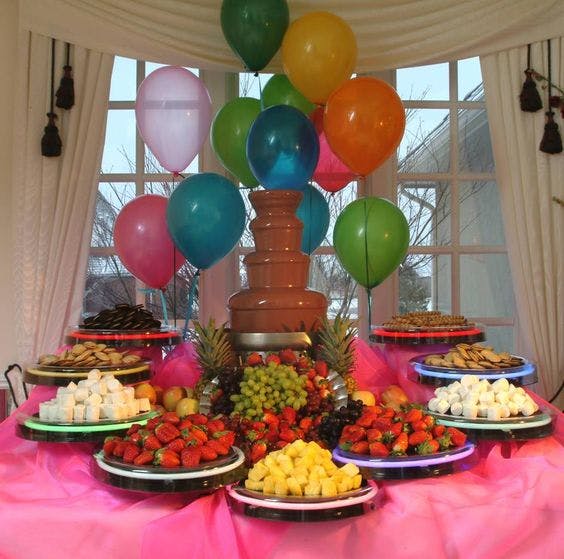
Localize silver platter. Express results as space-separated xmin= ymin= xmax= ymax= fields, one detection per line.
xmin=230 ymin=331 xmax=313 ymax=351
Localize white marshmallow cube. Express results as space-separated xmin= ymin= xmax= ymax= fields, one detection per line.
xmin=519 ymin=400 xmax=537 ymax=416
xmin=57 ymin=406 xmax=74 ymax=422
xmin=464 ymin=393 xmax=480 ymax=405
xmin=137 ymin=397 xmax=151 ymax=413
xmin=447 ymin=381 xmax=462 ymax=393
xmin=511 ymin=393 xmax=527 ymax=406
xmin=477 ymin=405 xmax=489 ymax=418
xmin=447 ymin=393 xmax=461 ymax=405
xmin=57 ymin=393 xmax=76 ymax=407
xmin=428 ymin=397 xmax=441 ymax=412
xmin=85 ymin=405 xmax=100 ymax=422
xmin=88 ymin=369 xmax=101 ymax=381
xmin=461 ymin=375 xmax=480 ymax=387
xmin=507 ymin=402 xmax=520 ymax=416
xmin=479 ymin=391 xmax=495 ymax=405
xmin=73 ymin=404 xmax=85 ymax=422
xmin=450 ymin=402 xmax=463 ymax=416
xmin=106 ymin=378 xmax=122 ymax=393
xmin=74 ymin=388 xmax=89 ymax=402
xmin=39 ymin=402 xmax=54 ymax=421
xmin=123 ymin=386 xmax=135 ymax=403
xmin=85 ymin=393 xmax=103 ymax=406
xmin=477 ymin=379 xmax=491 ymax=393
xmin=462 ymin=403 xmax=478 ymax=419
xmin=492 ymin=378 xmax=510 ymax=393
xmin=66 ymin=381 xmax=78 ymax=393
xmin=487 ymin=405 xmax=502 ymax=421
xmin=434 ymin=387 xmax=448 ymax=398
xmin=495 ymin=391 xmax=510 ymax=405
xmin=498 ymin=404 xmax=511 ymax=419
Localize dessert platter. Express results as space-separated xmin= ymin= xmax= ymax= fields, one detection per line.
xmin=425 ymin=377 xmax=554 ymax=440
xmin=370 ymin=311 xmax=485 ymax=345
xmin=409 ymin=342 xmax=537 ymax=387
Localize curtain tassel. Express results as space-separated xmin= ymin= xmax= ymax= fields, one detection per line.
xmin=519 ymin=70 xmax=543 ymax=112
xmin=56 ymin=43 xmax=74 ymax=110
xmin=41 ymin=112 xmax=62 ymax=157
xmin=539 ymin=111 xmax=563 ymax=154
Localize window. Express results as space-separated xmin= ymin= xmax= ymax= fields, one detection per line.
xmin=389 ymin=58 xmax=515 ymax=349
xmin=85 ymin=57 xmax=200 ymax=324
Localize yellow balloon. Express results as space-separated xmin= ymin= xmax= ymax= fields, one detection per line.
xmin=282 ymin=12 xmax=357 ymax=105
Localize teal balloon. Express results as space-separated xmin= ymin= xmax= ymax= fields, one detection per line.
xmin=296 ymin=184 xmax=330 ymax=254
xmin=221 ymin=0 xmax=289 ymax=72
xmin=262 ymin=74 xmax=316 ymax=116
xmin=333 ymin=197 xmax=409 ymax=288
xmin=211 ymin=97 xmax=260 ymax=187
xmin=247 ymin=105 xmax=319 ymax=190
xmin=167 ymin=173 xmax=245 ymax=270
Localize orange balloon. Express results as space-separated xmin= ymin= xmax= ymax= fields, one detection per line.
xmin=324 ymin=77 xmax=406 ymax=176
xmin=282 ymin=11 xmax=357 ymax=105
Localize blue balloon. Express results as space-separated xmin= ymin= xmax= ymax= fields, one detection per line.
xmin=246 ymin=104 xmax=319 ymax=190
xmin=296 ymin=183 xmax=330 ymax=254
xmin=166 ymin=173 xmax=245 ymax=270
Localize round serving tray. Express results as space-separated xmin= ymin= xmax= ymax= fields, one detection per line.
xmin=428 ymin=409 xmax=554 ymax=441
xmin=16 ymin=410 xmax=158 ymax=443
xmin=409 ymin=354 xmax=537 ymax=387
xmin=332 ymin=442 xmax=476 ymax=480
xmin=65 ymin=327 xmax=183 ymax=348
xmin=370 ymin=325 xmax=485 ymax=346
xmin=229 ymin=331 xmax=313 ymax=352
xmin=24 ymin=361 xmax=151 ymax=387
xmin=92 ymin=447 xmax=246 ymax=493
xmin=226 ymin=483 xmax=377 ymax=522
xmin=198 ymin=369 xmax=348 ymax=416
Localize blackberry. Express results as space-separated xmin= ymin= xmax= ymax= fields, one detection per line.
xmin=318 ymin=400 xmax=365 ymax=448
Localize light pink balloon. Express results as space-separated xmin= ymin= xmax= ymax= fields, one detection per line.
xmin=310 ymin=107 xmax=356 ymax=193
xmin=114 ymin=195 xmax=185 ymax=289
xmin=135 ymin=66 xmax=212 ymax=174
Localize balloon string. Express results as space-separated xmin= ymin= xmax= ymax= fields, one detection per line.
xmin=307 ymin=185 xmax=313 ymax=254
xmin=183 ymin=269 xmax=200 ymax=341
xmin=137 ymin=287 xmax=168 ymax=325
xmin=366 ymin=287 xmax=372 ymax=331
xmin=257 ymin=73 xmax=264 ymax=111
xmin=363 ymin=197 xmax=372 ymax=328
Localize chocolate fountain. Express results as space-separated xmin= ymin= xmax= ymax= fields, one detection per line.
xmin=228 ymin=190 xmax=327 ymax=337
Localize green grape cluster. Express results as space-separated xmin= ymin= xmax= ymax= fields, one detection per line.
xmin=230 ymin=361 xmax=308 ymax=419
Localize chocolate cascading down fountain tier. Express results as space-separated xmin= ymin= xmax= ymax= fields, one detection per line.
xmin=228 ymin=190 xmax=327 ymax=333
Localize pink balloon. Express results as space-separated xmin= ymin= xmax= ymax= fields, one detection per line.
xmin=114 ymin=195 xmax=185 ymax=289
xmin=135 ymin=66 xmax=212 ymax=174
xmin=311 ymin=107 xmax=356 ymax=193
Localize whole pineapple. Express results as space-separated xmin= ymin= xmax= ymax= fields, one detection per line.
xmin=316 ymin=314 xmax=358 ymax=394
xmin=192 ymin=319 xmax=235 ymax=398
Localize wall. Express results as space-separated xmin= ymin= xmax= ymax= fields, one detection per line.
xmin=0 ymin=0 xmax=18 ymax=369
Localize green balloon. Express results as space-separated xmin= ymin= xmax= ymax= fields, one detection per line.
xmin=210 ymin=97 xmax=261 ymax=187
xmin=262 ymin=74 xmax=316 ymax=115
xmin=221 ymin=0 xmax=289 ymax=72
xmin=333 ymin=197 xmax=410 ymax=289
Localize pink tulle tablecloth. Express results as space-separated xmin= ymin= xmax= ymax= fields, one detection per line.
xmin=0 ymin=340 xmax=562 ymax=559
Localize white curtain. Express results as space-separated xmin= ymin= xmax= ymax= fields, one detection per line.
xmin=480 ymin=40 xmax=564 ymax=399
xmin=12 ymin=32 xmax=113 ymax=362
xmin=20 ymin=0 xmax=564 ymax=72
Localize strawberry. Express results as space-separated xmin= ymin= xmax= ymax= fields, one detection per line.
xmin=411 ymin=420 xmax=429 ymax=432
xmin=306 ymin=369 xmax=316 ymax=380
xmin=180 ymin=447 xmax=201 ymax=468
xmin=206 ymin=419 xmax=225 ymax=435
xmin=183 ymin=434 xmax=203 ymax=447
xmin=178 ymin=418 xmax=193 ymax=430
xmin=423 ymin=415 xmax=435 ymax=429
xmin=103 ymin=437 xmax=119 ymax=457
xmin=250 ymin=441 xmax=267 ymax=463
xmin=433 ymin=425 xmax=446 ymax=438
xmin=276 ymin=440 xmax=289 ymax=449
xmin=143 ymin=434 xmax=162 ymax=451
xmin=350 ymin=441 xmax=369 ymax=455
xmin=408 ymin=430 xmax=432 ymax=447
xmin=146 ymin=417 xmax=162 ymax=431
xmin=381 ymin=407 xmax=396 ymax=419
xmin=252 ymin=421 xmax=266 ymax=431
xmin=213 ymin=430 xmax=235 ymax=447
xmin=246 ymin=352 xmax=263 ymax=366
xmin=265 ymin=353 xmax=281 ymax=366
xmin=304 ymin=379 xmax=315 ymax=392
xmin=154 ymin=422 xmax=181 ymax=444
xmin=388 ymin=422 xmax=403 ymax=437
xmin=392 ymin=432 xmax=408 ymax=454
xmin=436 ymin=433 xmax=452 ymax=451
xmin=297 ymin=356 xmax=311 ymax=370
xmin=126 ymin=423 xmax=142 ymax=436
xmin=122 ymin=443 xmax=141 ymax=464
xmin=371 ymin=418 xmax=392 ymax=431
xmin=190 ymin=427 xmax=208 ymax=443
xmin=446 ymin=427 xmax=467 ymax=447
xmin=278 ymin=348 xmax=297 ymax=365
xmin=416 ymin=439 xmax=440 ymax=455
xmin=341 ymin=425 xmax=366 ymax=442
xmin=357 ymin=412 xmax=379 ymax=428
xmin=154 ymin=448 xmax=180 ymax=468
xmin=127 ymin=432 xmax=142 ymax=445
xmin=133 ymin=450 xmax=154 ymax=466
xmin=369 ymin=442 xmax=390 ymax=457
xmin=314 ymin=360 xmax=329 ymax=378
xmin=299 ymin=417 xmax=313 ymax=432
xmin=281 ymin=407 xmax=297 ymax=426
xmin=206 ymin=439 xmax=230 ymax=456
xmin=187 ymin=414 xmax=208 ymax=425
xmin=200 ymin=444 xmax=218 ymax=462
xmin=279 ymin=428 xmax=297 ymax=443
xmin=166 ymin=438 xmax=186 ymax=453
xmin=365 ymin=405 xmax=384 ymax=416
xmin=366 ymin=428 xmax=383 ymax=442
xmin=113 ymin=440 xmax=128 ymax=458
xmin=161 ymin=411 xmax=181 ymax=424
xmin=404 ymin=408 xmax=423 ymax=423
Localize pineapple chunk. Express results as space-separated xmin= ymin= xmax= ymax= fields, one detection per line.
xmin=268 ymin=464 xmax=286 ymax=479
xmin=244 ymin=479 xmax=265 ymax=491
xmin=322 ymin=460 xmax=339 ymax=475
xmin=339 ymin=463 xmax=360 ymax=478
xmin=308 ymin=471 xmax=320 ymax=483
xmin=311 ymin=465 xmax=328 ymax=479
xmin=291 ymin=439 xmax=307 ymax=453
xmin=284 ymin=445 xmax=300 ymax=458
xmin=248 ymin=462 xmax=269 ymax=481
xmin=304 ymin=481 xmax=321 ymax=496
xmin=295 ymin=473 xmax=308 ymax=487
xmin=321 ymin=479 xmax=338 ymax=497
xmin=274 ymin=478 xmax=289 ymax=496
xmin=264 ymin=455 xmax=277 ymax=469
xmin=351 ymin=474 xmax=362 ymax=490
xmin=287 ymin=477 xmax=303 ymax=496
xmin=337 ymin=477 xmax=352 ymax=493
xmin=263 ymin=476 xmax=276 ymax=494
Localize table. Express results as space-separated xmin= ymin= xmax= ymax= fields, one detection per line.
xmin=0 ymin=340 xmax=562 ymax=559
